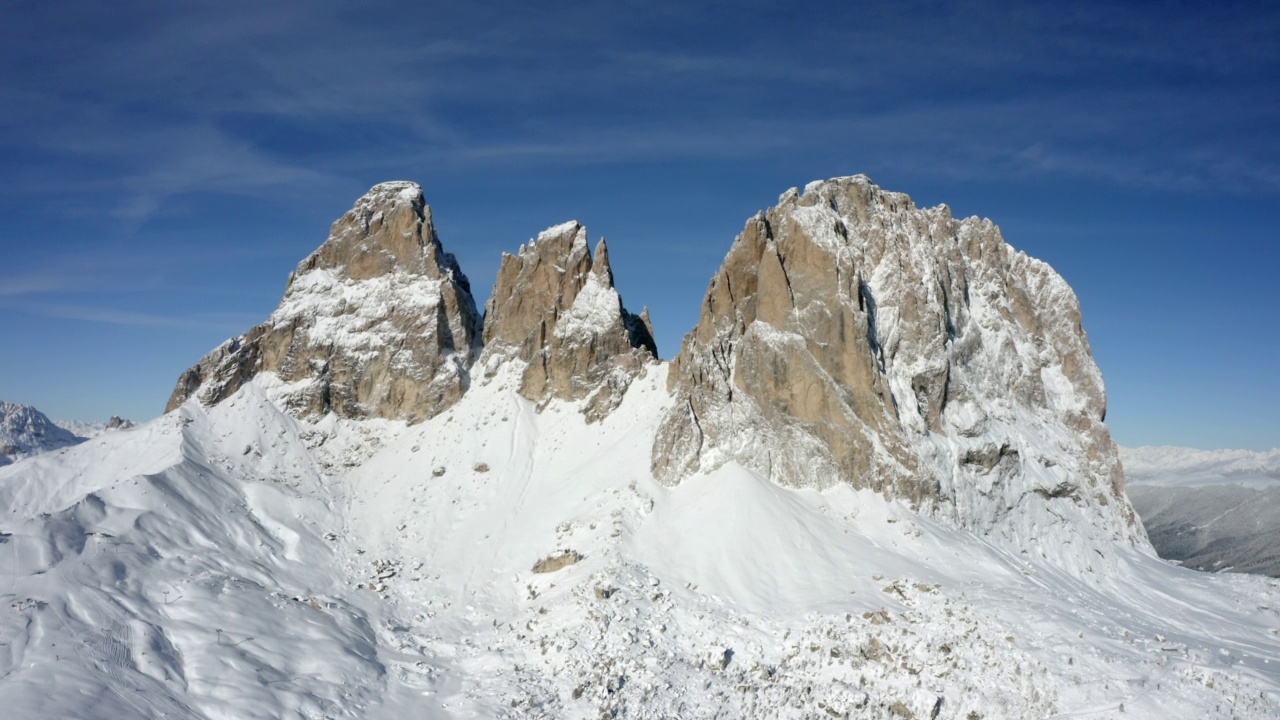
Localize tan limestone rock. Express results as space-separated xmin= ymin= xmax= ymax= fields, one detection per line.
xmin=482 ymin=221 xmax=658 ymax=421
xmin=165 ymin=181 xmax=481 ymax=423
xmin=653 ymin=175 xmax=1143 ymax=552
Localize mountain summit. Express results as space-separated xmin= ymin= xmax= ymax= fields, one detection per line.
xmin=168 ymin=177 xmax=1140 ymax=561
xmin=166 ymin=181 xmax=482 ymax=423
xmin=0 ymin=400 xmax=83 ymax=466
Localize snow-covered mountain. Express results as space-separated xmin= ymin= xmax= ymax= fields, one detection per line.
xmin=2 ymin=178 xmax=1278 ymax=719
xmin=654 ymin=177 xmax=1142 ymax=571
xmin=0 ymin=400 xmax=84 ymax=466
xmin=1123 ymin=446 xmax=1280 ymax=577
xmin=165 ymin=181 xmax=482 ymax=424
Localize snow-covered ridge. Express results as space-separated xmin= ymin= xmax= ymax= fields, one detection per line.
xmin=269 ymin=267 xmax=449 ymax=361
xmin=536 ymin=219 xmax=583 ymax=243
xmin=355 ymin=179 xmax=424 ymax=209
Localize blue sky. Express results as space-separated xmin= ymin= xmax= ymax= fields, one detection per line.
xmin=1 ymin=1 xmax=1277 ymax=450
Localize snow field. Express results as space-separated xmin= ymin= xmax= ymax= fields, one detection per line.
xmin=0 ymin=363 xmax=1278 ymax=718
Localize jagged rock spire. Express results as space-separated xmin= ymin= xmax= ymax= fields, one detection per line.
xmin=592 ymin=236 xmax=614 ymax=285
xmin=483 ymin=221 xmax=657 ymax=421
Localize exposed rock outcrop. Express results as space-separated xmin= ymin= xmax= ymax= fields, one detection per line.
xmin=482 ymin=221 xmax=658 ymax=421
xmin=104 ymin=415 xmax=134 ymax=431
xmin=166 ymin=181 xmax=481 ymax=423
xmin=652 ymin=176 xmax=1143 ymax=554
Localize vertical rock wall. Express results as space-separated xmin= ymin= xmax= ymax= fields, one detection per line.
xmin=651 ymin=176 xmax=1144 ymax=555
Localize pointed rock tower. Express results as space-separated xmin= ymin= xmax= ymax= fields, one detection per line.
xmin=166 ymin=181 xmax=481 ymax=423
xmin=482 ymin=221 xmax=658 ymax=421
xmin=653 ymin=176 xmax=1143 ymax=557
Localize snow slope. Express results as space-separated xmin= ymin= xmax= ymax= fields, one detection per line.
xmin=2 ymin=374 xmax=1278 ymax=718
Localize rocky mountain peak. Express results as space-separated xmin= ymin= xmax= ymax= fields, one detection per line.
xmin=482 ymin=221 xmax=593 ymax=353
xmin=290 ymin=181 xmax=456 ymax=284
xmin=483 ymin=221 xmax=658 ymax=421
xmin=105 ymin=415 xmax=134 ymax=431
xmin=652 ymin=175 xmax=1141 ymax=558
xmin=166 ymin=182 xmax=481 ymax=423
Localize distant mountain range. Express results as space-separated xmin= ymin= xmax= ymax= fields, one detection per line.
xmin=0 ymin=400 xmax=134 ymax=466
xmin=1123 ymin=445 xmax=1280 ymax=577
xmin=0 ymin=400 xmax=84 ymax=466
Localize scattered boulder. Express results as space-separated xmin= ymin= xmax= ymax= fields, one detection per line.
xmin=532 ymin=550 xmax=584 ymax=574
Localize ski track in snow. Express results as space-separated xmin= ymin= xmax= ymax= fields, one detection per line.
xmin=60 ymin=536 xmax=202 ymax=720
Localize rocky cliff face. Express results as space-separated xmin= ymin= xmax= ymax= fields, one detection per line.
xmin=652 ymin=176 xmax=1143 ymax=552
xmin=481 ymin=221 xmax=658 ymax=421
xmin=166 ymin=182 xmax=481 ymax=423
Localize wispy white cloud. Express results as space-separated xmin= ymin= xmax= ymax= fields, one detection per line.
xmin=1 ymin=0 xmax=1278 ymax=229
xmin=10 ymin=302 xmax=261 ymax=330
xmin=0 ymin=273 xmax=79 ymax=297
xmin=107 ymin=124 xmax=338 ymax=223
